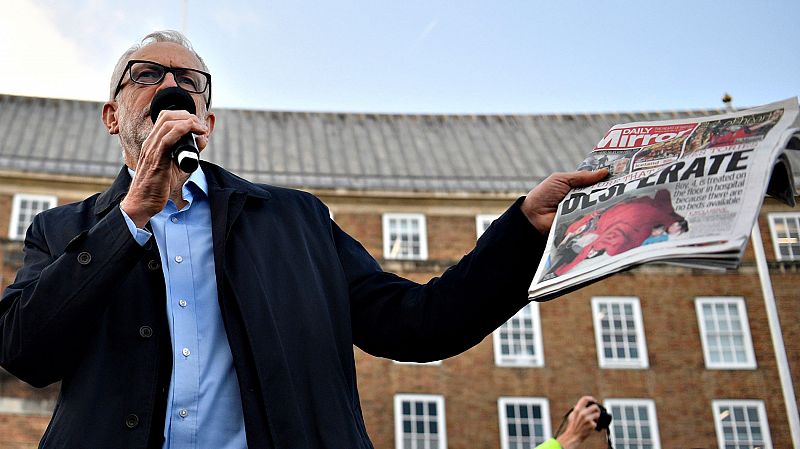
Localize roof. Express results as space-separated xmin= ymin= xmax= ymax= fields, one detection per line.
xmin=0 ymin=94 xmax=796 ymax=193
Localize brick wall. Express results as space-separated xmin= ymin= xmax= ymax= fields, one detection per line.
xmin=0 ymin=182 xmax=797 ymax=448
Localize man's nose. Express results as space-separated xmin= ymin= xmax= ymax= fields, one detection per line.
xmin=157 ymin=72 xmax=179 ymax=90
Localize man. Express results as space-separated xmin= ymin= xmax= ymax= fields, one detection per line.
xmin=0 ymin=31 xmax=606 ymax=448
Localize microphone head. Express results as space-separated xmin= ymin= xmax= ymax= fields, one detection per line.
xmin=150 ymin=87 xmax=197 ymax=123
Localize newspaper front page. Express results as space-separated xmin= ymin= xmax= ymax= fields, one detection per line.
xmin=529 ymin=98 xmax=800 ymax=301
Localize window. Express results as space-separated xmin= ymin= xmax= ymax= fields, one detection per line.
xmin=592 ymin=297 xmax=649 ymax=368
xmin=476 ymin=214 xmax=500 ymax=239
xmin=493 ymin=303 xmax=544 ymax=367
xmin=9 ymin=194 xmax=57 ymax=240
xmin=768 ymin=213 xmax=800 ymax=261
xmin=498 ymin=397 xmax=551 ymax=449
xmin=0 ymin=396 xmax=55 ymax=416
xmin=394 ymin=394 xmax=446 ymax=449
xmin=695 ymin=297 xmax=756 ymax=369
xmin=712 ymin=400 xmax=772 ymax=449
xmin=383 ymin=214 xmax=428 ymax=260
xmin=605 ymin=399 xmax=661 ymax=449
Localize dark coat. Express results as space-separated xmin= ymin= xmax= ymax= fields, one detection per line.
xmin=0 ymin=162 xmax=544 ymax=448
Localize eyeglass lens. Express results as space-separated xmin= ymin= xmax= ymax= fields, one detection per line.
xmin=130 ymin=62 xmax=208 ymax=93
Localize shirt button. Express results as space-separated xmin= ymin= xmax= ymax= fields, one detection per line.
xmin=179 ymin=409 xmax=189 ymax=418
xmin=178 ymin=299 xmax=188 ymax=308
xmin=182 ymin=348 xmax=191 ymax=357
xmin=171 ymin=216 xmax=179 ymax=223
xmin=77 ymin=252 xmax=92 ymax=265
xmin=175 ymin=255 xmax=183 ymax=263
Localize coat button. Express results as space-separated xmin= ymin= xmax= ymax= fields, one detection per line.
xmin=147 ymin=259 xmax=160 ymax=271
xmin=77 ymin=252 xmax=92 ymax=265
xmin=139 ymin=326 xmax=153 ymax=338
xmin=125 ymin=413 xmax=139 ymax=429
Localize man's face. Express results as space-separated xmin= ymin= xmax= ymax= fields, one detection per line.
xmin=108 ymin=42 xmax=212 ymax=166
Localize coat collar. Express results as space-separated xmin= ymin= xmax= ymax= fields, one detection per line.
xmin=201 ymin=161 xmax=272 ymax=202
xmin=93 ymin=162 xmax=272 ymax=216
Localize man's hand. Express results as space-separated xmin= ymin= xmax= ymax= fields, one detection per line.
xmin=557 ymin=396 xmax=602 ymax=449
xmin=521 ymin=169 xmax=608 ymax=235
xmin=120 ymin=110 xmax=210 ymax=227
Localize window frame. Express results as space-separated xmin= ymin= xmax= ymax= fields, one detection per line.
xmin=476 ymin=214 xmax=500 ymax=239
xmin=592 ymin=297 xmax=649 ymax=369
xmin=695 ymin=297 xmax=757 ymax=370
xmin=394 ymin=393 xmax=447 ymax=449
xmin=498 ymin=397 xmax=552 ymax=449
xmin=767 ymin=212 xmax=800 ymax=261
xmin=604 ymin=398 xmax=662 ymax=449
xmin=9 ymin=193 xmax=57 ymax=240
xmin=712 ymin=400 xmax=772 ymax=449
xmin=382 ymin=213 xmax=428 ymax=261
xmin=493 ymin=302 xmax=545 ymax=367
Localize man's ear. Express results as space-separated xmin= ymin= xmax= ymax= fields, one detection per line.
xmin=196 ymin=111 xmax=216 ymax=152
xmin=102 ymin=101 xmax=119 ymax=134
xmin=205 ymin=111 xmax=216 ymax=137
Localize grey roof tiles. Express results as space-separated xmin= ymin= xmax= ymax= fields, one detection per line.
xmin=1 ymin=94 xmax=797 ymax=193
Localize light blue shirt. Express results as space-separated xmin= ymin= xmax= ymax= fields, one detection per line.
xmin=122 ymin=167 xmax=247 ymax=449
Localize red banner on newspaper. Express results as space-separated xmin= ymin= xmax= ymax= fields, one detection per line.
xmin=594 ymin=123 xmax=698 ymax=151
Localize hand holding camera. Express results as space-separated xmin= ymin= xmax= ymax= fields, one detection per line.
xmin=554 ymin=396 xmax=613 ymax=449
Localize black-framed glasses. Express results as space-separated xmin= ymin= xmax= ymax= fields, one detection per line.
xmin=113 ymin=59 xmax=212 ymax=107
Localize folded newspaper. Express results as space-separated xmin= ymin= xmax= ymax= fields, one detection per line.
xmin=529 ymin=98 xmax=800 ymax=301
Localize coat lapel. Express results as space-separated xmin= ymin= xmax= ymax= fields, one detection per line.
xmin=203 ymin=162 xmax=271 ymax=274
xmin=94 ymin=166 xmax=133 ymax=216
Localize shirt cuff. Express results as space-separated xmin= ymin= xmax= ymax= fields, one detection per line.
xmin=120 ymin=208 xmax=152 ymax=246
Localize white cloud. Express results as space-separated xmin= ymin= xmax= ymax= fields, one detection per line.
xmin=0 ymin=0 xmax=109 ymax=101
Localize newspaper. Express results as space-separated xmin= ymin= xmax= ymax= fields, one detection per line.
xmin=529 ymin=98 xmax=800 ymax=301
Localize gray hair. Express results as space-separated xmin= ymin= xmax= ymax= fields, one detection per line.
xmin=108 ymin=30 xmax=210 ymax=101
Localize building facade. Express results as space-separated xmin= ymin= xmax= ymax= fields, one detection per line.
xmin=0 ymin=94 xmax=797 ymax=448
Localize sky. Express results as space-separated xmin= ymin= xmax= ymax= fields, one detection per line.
xmin=1 ymin=0 xmax=798 ymax=114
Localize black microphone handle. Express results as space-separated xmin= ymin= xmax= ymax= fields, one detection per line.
xmin=171 ymin=134 xmax=200 ymax=173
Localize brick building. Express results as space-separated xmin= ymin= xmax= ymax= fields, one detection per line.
xmin=0 ymin=93 xmax=797 ymax=448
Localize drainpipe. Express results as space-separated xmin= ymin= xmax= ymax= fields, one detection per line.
xmin=751 ymin=221 xmax=799 ymax=447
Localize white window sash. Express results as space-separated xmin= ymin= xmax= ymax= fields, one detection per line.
xmin=767 ymin=212 xmax=800 ymax=261
xmin=592 ymin=297 xmax=649 ymax=369
xmin=394 ymin=394 xmax=447 ymax=449
xmin=9 ymin=194 xmax=57 ymax=240
xmin=493 ymin=302 xmax=545 ymax=367
xmin=695 ymin=297 xmax=757 ymax=369
xmin=383 ymin=213 xmax=428 ymax=260
xmin=712 ymin=400 xmax=772 ymax=449
xmin=604 ymin=398 xmax=661 ymax=449
xmin=476 ymin=214 xmax=500 ymax=239
xmin=498 ymin=397 xmax=552 ymax=449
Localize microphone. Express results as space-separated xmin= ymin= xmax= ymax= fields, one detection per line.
xmin=149 ymin=87 xmax=200 ymax=173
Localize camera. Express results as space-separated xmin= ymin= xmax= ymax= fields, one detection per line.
xmin=588 ymin=401 xmax=612 ymax=431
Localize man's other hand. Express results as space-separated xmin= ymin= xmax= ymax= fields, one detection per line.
xmin=521 ymin=169 xmax=608 ymax=235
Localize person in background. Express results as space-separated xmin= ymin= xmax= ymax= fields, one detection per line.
xmin=537 ymin=396 xmax=603 ymax=449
